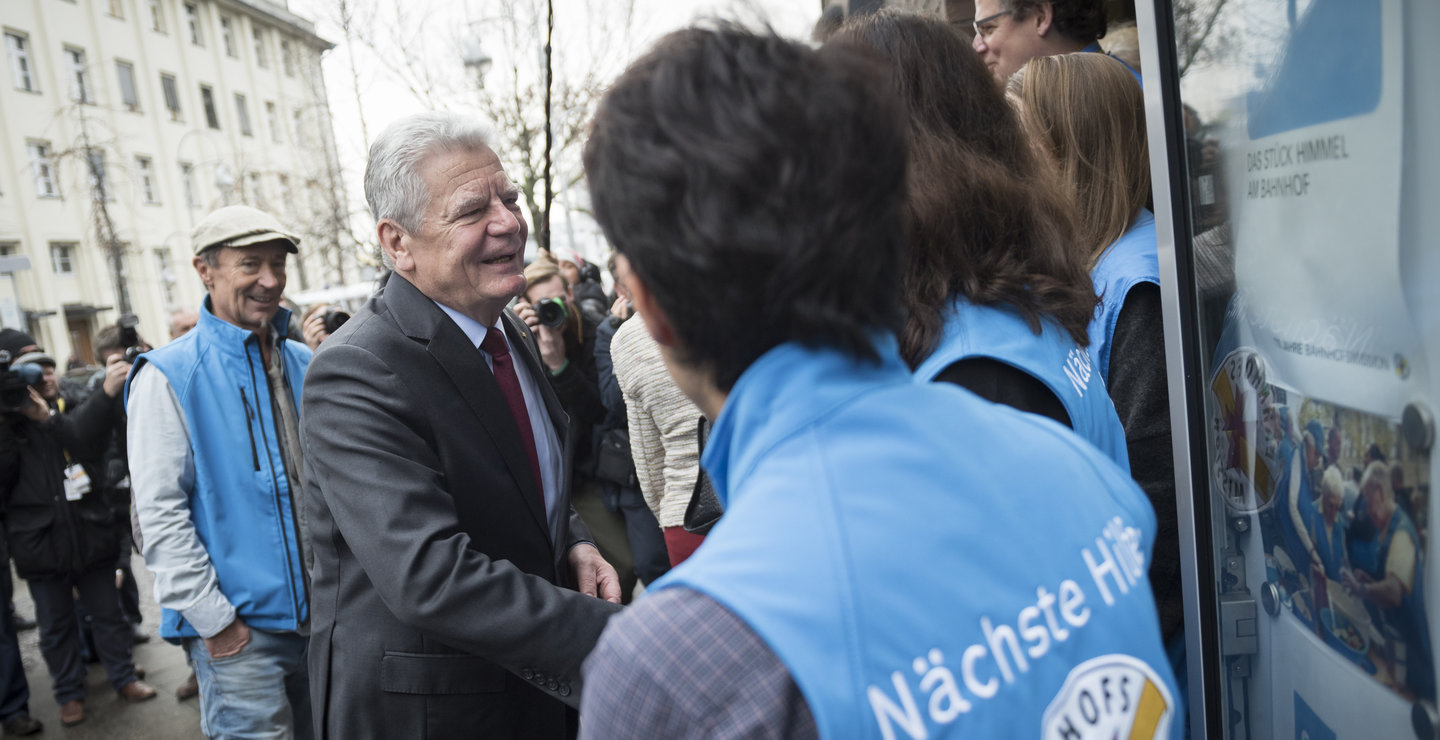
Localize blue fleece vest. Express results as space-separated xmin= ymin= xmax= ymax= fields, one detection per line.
xmin=1089 ymin=210 xmax=1160 ymax=385
xmin=914 ymin=299 xmax=1130 ymax=471
xmin=656 ymin=339 xmax=1180 ymax=739
xmin=127 ymin=300 xmax=312 ymax=640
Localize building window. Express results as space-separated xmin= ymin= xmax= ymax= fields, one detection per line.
xmin=137 ymin=156 xmax=158 ymax=204
xmin=116 ymin=60 xmax=139 ymax=111
xmin=5 ymin=32 xmax=36 ymax=92
xmin=235 ymin=93 xmax=252 ymax=136
xmin=106 ymin=0 xmax=125 ymax=18
xmin=252 ymin=27 xmax=268 ymax=68
xmin=246 ymin=172 xmax=264 ymax=206
xmin=201 ymin=84 xmax=219 ymax=129
xmin=154 ymin=247 xmax=177 ymax=305
xmin=0 ymin=243 xmax=15 ymax=257
xmin=149 ymin=0 xmax=167 ymax=33
xmin=281 ymin=39 xmax=296 ymax=77
xmin=65 ymin=47 xmax=91 ymax=103
xmin=27 ymin=142 xmax=57 ymax=198
xmin=50 ymin=243 xmax=75 ymax=274
xmin=220 ymin=16 xmax=236 ymax=57
xmin=292 ymin=109 xmax=306 ymax=147
xmin=160 ymin=73 xmax=182 ymax=120
xmin=265 ymin=101 xmax=281 ymax=143
xmin=179 ymin=161 xmax=197 ymax=208
xmin=185 ymin=3 xmax=203 ymax=46
xmin=87 ymin=149 xmax=109 ymax=201
xmin=277 ymin=173 xmax=291 ymax=213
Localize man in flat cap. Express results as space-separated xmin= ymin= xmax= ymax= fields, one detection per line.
xmin=126 ymin=205 xmax=315 ymax=738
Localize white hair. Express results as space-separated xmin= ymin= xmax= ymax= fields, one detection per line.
xmin=364 ymin=111 xmax=494 ymax=233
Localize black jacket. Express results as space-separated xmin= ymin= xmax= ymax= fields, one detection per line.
xmin=0 ymin=390 xmax=123 ymax=579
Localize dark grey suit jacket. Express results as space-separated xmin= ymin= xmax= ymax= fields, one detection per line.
xmin=301 ymin=273 xmax=622 ymax=739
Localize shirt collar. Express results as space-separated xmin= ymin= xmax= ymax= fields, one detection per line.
xmin=433 ymin=301 xmax=505 ymax=351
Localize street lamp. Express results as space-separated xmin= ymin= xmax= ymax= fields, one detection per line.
xmin=461 ymin=34 xmax=493 ymax=87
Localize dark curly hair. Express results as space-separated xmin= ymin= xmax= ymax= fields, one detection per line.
xmin=829 ymin=10 xmax=1098 ymax=367
xmin=584 ymin=25 xmax=908 ymax=392
xmin=1009 ymin=0 xmax=1107 ymax=44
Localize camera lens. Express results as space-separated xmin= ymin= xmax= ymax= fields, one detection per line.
xmin=536 ymin=299 xmax=567 ymax=329
xmin=321 ymin=310 xmax=351 ymax=335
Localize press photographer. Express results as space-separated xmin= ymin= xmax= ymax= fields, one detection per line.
xmin=0 ymin=345 xmax=156 ymax=725
xmin=515 ymin=258 xmax=642 ymax=600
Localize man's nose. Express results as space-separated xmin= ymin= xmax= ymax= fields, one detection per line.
xmin=490 ymin=206 xmax=521 ymax=236
xmin=257 ymin=266 xmax=282 ymax=289
xmin=972 ymin=33 xmax=987 ymax=53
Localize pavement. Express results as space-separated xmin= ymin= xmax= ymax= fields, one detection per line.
xmin=10 ymin=553 xmax=203 ymax=739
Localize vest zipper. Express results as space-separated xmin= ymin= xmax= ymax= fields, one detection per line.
xmin=238 ymin=387 xmax=261 ymax=471
xmin=247 ymin=344 xmax=304 ymax=624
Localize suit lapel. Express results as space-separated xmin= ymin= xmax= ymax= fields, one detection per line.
xmin=383 ymin=276 xmax=551 ymax=542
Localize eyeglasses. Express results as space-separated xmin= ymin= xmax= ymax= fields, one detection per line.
xmin=972 ymin=10 xmax=1013 ymax=40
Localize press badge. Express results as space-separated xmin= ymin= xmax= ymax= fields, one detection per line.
xmin=62 ymin=464 xmax=92 ymax=501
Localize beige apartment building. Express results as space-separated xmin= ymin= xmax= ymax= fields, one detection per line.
xmin=0 ymin=0 xmax=362 ymax=364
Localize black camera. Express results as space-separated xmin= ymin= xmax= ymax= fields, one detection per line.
xmin=534 ymin=298 xmax=568 ymax=330
xmin=321 ymin=309 xmax=351 ymax=335
xmin=0 ymin=350 xmax=44 ymax=414
xmin=117 ymin=314 xmax=145 ymax=364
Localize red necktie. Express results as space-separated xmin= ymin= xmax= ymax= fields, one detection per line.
xmin=481 ymin=326 xmax=544 ymax=498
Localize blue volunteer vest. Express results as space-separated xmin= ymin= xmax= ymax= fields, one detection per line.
xmin=655 ymin=338 xmax=1180 ymax=739
xmin=126 ymin=300 xmax=312 ymax=640
xmin=914 ymin=298 xmax=1130 ymax=471
xmin=1089 ymin=210 xmax=1160 ymax=385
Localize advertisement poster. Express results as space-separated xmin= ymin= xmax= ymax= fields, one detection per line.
xmin=1216 ymin=0 xmax=1420 ymax=415
xmin=1200 ymin=0 xmax=1436 ymax=720
xmin=1209 ymin=348 xmax=1432 ymax=703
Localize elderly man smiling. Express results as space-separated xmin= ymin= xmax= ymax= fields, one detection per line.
xmin=127 ymin=205 xmax=315 ymax=739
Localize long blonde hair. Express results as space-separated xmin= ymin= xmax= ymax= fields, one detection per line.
xmin=1010 ymin=53 xmax=1151 ymax=265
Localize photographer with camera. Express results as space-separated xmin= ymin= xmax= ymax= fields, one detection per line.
xmin=86 ymin=321 xmax=153 ymax=645
xmin=0 ymin=345 xmax=156 ymax=726
xmin=300 ymin=303 xmax=351 ymax=352
xmin=515 ymin=258 xmax=642 ymax=600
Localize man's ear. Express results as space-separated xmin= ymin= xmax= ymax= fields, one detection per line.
xmin=192 ymin=254 xmax=214 ymax=291
xmin=622 ymin=258 xmax=677 ymax=348
xmin=1034 ymin=1 xmax=1055 ymax=36
xmin=378 ymin=219 xmax=413 ymax=272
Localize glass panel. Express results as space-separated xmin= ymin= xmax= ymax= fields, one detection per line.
xmin=1165 ymin=0 xmax=1439 ymax=737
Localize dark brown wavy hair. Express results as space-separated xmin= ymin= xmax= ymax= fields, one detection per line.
xmin=828 ymin=10 xmax=1098 ymax=367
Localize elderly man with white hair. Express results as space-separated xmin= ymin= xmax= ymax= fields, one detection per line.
xmin=299 ymin=111 xmax=622 ymax=739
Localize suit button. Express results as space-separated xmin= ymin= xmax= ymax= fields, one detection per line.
xmin=521 ymin=669 xmax=534 ymax=681
xmin=547 ymin=679 xmax=559 ymax=691
xmin=558 ymin=683 xmax=572 ymax=697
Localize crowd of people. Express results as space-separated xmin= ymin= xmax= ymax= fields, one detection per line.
xmin=0 ymin=1 xmax=1226 ymax=737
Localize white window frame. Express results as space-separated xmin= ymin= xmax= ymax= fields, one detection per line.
xmin=149 ymin=0 xmax=167 ymax=33
xmin=116 ymin=60 xmax=139 ymax=111
xmin=65 ymin=46 xmax=91 ymax=103
xmin=87 ymin=149 xmax=109 ymax=202
xmin=5 ymin=32 xmax=36 ymax=92
xmin=201 ymin=84 xmax=219 ymax=129
xmin=27 ymin=142 xmax=57 ymax=198
xmin=220 ymin=16 xmax=236 ymax=57
xmin=265 ymin=101 xmax=281 ymax=143
xmin=281 ymin=39 xmax=296 ymax=77
xmin=179 ymin=161 xmax=197 ymax=208
xmin=160 ymin=72 xmax=182 ymax=121
xmin=50 ymin=243 xmax=75 ymax=274
xmin=137 ymin=156 xmax=159 ymax=204
xmin=235 ymin=93 xmax=252 ymax=136
xmin=106 ymin=0 xmax=125 ymax=18
xmin=154 ymin=247 xmax=177 ymax=305
xmin=252 ymin=27 xmax=268 ymax=68
xmin=185 ymin=3 xmax=203 ymax=46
